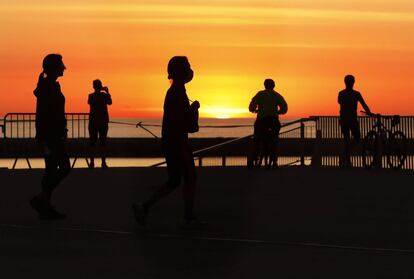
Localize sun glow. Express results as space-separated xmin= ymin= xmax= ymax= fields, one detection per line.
xmin=1 ymin=1 xmax=414 ymax=117
xmin=201 ymin=107 xmax=250 ymax=119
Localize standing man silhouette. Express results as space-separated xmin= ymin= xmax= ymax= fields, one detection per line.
xmin=132 ymin=56 xmax=205 ymax=228
xmin=248 ymin=79 xmax=288 ymax=168
xmin=88 ymin=79 xmax=112 ymax=169
xmin=338 ymin=74 xmax=372 ymax=167
xmin=30 ymin=54 xmax=70 ymax=220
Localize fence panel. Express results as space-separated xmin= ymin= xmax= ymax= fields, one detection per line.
xmin=3 ymin=113 xmax=89 ymax=139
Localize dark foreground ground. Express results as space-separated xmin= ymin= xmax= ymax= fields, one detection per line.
xmin=0 ymin=166 xmax=414 ymax=278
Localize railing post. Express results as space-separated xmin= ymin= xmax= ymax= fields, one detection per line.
xmin=198 ymin=156 xmax=203 ymax=167
xmin=222 ymin=156 xmax=226 ymax=167
xmin=300 ymin=122 xmax=305 ymax=166
xmin=311 ymin=130 xmax=322 ymax=167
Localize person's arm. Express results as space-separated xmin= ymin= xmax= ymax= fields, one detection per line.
xmin=87 ymin=94 xmax=91 ymax=105
xmin=249 ymin=94 xmax=258 ymax=113
xmin=358 ymin=93 xmax=371 ymax=115
xmin=106 ymin=93 xmax=112 ymax=105
xmin=338 ymin=93 xmax=342 ymax=105
xmin=103 ymin=87 xmax=112 ymax=105
xmin=277 ymin=96 xmax=288 ymax=115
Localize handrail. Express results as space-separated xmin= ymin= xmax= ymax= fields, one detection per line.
xmin=149 ymin=116 xmax=319 ymax=167
xmin=3 ymin=112 xmax=89 ymax=139
xmin=192 ymin=116 xmax=318 ymax=156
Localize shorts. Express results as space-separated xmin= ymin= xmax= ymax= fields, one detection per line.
xmin=163 ymin=140 xmax=196 ymax=188
xmin=89 ymin=124 xmax=108 ymax=146
xmin=340 ymin=119 xmax=360 ymax=141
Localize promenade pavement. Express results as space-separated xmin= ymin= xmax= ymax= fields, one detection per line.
xmin=0 ymin=166 xmax=413 ymax=278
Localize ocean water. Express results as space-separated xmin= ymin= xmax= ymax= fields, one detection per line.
xmin=107 ymin=117 xmax=300 ymax=138
xmin=108 ymin=117 xmax=252 ymax=138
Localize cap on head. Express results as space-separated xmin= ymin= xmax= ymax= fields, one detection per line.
xmin=42 ymin=54 xmax=64 ymax=74
xmin=344 ymin=74 xmax=355 ymax=88
xmin=167 ymin=56 xmax=191 ymax=81
xmin=264 ymin=79 xmax=275 ymax=90
xmin=93 ymin=79 xmax=102 ymax=90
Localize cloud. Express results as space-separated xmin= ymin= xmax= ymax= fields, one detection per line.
xmin=2 ymin=4 xmax=414 ymax=25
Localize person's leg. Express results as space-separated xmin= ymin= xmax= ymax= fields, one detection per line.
xmin=41 ymin=141 xmax=70 ymax=203
xmin=181 ymin=143 xmax=197 ymax=219
xmin=340 ymin=122 xmax=351 ymax=166
xmin=248 ymin=120 xmax=260 ymax=168
xmin=31 ymin=140 xmax=70 ymax=219
xmin=54 ymin=140 xmax=71 ymax=189
xmin=143 ymin=149 xmax=182 ymax=210
xmin=253 ymin=119 xmax=267 ymax=166
xmin=99 ymin=125 xmax=108 ymax=168
xmin=38 ymin=143 xmax=59 ymax=206
xmin=271 ymin=119 xmax=281 ymax=168
xmin=89 ymin=126 xmax=98 ymax=168
xmin=132 ymin=149 xmax=182 ymax=226
xmin=350 ymin=120 xmax=361 ymax=164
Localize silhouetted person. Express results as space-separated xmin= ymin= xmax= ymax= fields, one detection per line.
xmin=248 ymin=79 xmax=288 ymax=168
xmin=132 ymin=56 xmax=205 ymax=228
xmin=88 ymin=79 xmax=112 ymax=169
xmin=338 ymin=74 xmax=372 ymax=167
xmin=30 ymin=54 xmax=70 ymax=220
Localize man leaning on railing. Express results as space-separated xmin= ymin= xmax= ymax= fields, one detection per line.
xmin=338 ymin=74 xmax=372 ymax=168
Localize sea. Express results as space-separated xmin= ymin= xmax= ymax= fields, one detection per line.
xmin=106 ymin=117 xmax=300 ymax=138
xmin=108 ymin=117 xmax=252 ymax=138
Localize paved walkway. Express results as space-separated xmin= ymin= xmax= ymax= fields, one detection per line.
xmin=0 ymin=167 xmax=413 ymax=278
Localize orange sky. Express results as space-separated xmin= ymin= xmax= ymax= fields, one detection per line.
xmin=0 ymin=0 xmax=413 ymax=118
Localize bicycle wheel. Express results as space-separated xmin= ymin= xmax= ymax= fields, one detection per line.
xmin=387 ymin=131 xmax=407 ymax=170
xmin=362 ymin=130 xmax=379 ymax=169
xmin=254 ymin=155 xmax=264 ymax=167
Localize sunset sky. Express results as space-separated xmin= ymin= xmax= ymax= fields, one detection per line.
xmin=0 ymin=0 xmax=413 ymax=118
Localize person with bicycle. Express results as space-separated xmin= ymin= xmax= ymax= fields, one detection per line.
xmin=248 ymin=79 xmax=288 ymax=169
xmin=338 ymin=74 xmax=372 ymax=167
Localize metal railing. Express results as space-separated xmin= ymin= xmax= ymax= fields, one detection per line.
xmin=2 ymin=112 xmax=413 ymax=170
xmin=150 ymin=117 xmax=319 ymax=167
xmin=314 ymin=116 xmax=414 ymax=170
xmin=2 ymin=112 xmax=89 ymax=139
xmin=2 ymin=113 xmax=89 ymax=169
xmin=315 ymin=116 xmax=414 ymax=139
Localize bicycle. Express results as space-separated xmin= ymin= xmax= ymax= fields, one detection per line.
xmin=247 ymin=117 xmax=278 ymax=169
xmin=361 ymin=111 xmax=407 ymax=170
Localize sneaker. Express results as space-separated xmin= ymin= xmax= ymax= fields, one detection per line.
xmin=29 ymin=196 xmax=48 ymax=215
xmin=39 ymin=207 xmax=67 ymax=220
xmin=30 ymin=197 xmax=66 ymax=220
xmin=181 ymin=216 xmax=208 ymax=230
xmin=132 ymin=202 xmax=147 ymax=226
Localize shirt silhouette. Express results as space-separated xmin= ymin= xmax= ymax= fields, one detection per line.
xmin=88 ymin=90 xmax=112 ymax=127
xmin=338 ymin=89 xmax=370 ymax=121
xmin=249 ymin=88 xmax=288 ymax=119
xmin=34 ymin=78 xmax=67 ymax=140
xmin=162 ymin=83 xmax=191 ymax=142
